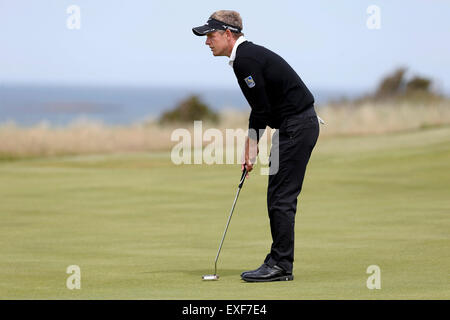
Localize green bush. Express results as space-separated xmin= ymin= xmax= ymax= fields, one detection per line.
xmin=352 ymin=67 xmax=444 ymax=105
xmin=374 ymin=68 xmax=407 ymax=99
xmin=406 ymin=76 xmax=431 ymax=92
xmin=159 ymin=95 xmax=219 ymax=124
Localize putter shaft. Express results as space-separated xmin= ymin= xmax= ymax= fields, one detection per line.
xmin=213 ymin=169 xmax=247 ymax=275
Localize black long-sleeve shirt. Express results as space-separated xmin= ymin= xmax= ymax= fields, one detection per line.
xmin=232 ymin=40 xmax=314 ymax=141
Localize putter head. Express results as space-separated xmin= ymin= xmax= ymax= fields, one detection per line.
xmin=202 ymin=274 xmax=219 ymax=281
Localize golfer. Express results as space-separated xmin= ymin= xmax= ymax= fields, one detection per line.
xmin=193 ymin=10 xmax=319 ymax=282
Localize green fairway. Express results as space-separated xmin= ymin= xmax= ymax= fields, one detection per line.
xmin=0 ymin=127 xmax=449 ymax=299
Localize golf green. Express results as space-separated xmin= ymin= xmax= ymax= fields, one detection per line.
xmin=1 ymin=127 xmax=449 ymax=299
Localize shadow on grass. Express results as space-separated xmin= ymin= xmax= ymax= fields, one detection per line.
xmin=141 ymin=268 xmax=244 ymax=278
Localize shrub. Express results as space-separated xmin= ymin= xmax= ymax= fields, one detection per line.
xmin=406 ymin=76 xmax=432 ymax=93
xmin=159 ymin=95 xmax=219 ymax=124
xmin=374 ymin=68 xmax=407 ymax=100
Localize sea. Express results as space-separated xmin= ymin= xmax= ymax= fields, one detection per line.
xmin=0 ymin=84 xmax=360 ymax=126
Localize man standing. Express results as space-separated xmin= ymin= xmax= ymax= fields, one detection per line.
xmin=193 ymin=10 xmax=319 ymax=282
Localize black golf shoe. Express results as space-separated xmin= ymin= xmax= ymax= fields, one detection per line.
xmin=240 ymin=263 xmax=267 ymax=278
xmin=241 ymin=264 xmax=293 ymax=282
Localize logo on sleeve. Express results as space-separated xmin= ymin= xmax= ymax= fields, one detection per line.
xmin=244 ymin=76 xmax=256 ymax=88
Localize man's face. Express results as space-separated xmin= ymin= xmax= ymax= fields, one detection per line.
xmin=205 ymin=31 xmax=229 ymax=56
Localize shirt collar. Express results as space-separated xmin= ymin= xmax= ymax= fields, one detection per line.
xmin=228 ymin=35 xmax=247 ymax=68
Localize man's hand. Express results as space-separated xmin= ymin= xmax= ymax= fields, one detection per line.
xmin=241 ymin=136 xmax=259 ymax=178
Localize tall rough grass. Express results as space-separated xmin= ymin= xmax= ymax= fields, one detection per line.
xmin=318 ymin=100 xmax=450 ymax=136
xmin=1 ymin=101 xmax=449 ymax=158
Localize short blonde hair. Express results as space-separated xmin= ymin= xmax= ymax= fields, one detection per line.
xmin=210 ymin=10 xmax=244 ymax=39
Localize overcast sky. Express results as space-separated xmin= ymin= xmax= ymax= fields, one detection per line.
xmin=1 ymin=0 xmax=449 ymax=93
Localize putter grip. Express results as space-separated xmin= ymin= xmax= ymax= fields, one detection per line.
xmin=239 ymin=167 xmax=247 ymax=188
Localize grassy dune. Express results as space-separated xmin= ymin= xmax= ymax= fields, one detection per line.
xmin=1 ymin=102 xmax=450 ymax=158
xmin=0 ymin=126 xmax=449 ymax=299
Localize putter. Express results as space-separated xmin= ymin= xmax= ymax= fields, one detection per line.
xmin=202 ymin=167 xmax=248 ymax=281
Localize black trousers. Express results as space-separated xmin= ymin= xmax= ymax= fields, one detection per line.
xmin=264 ymin=107 xmax=319 ymax=273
